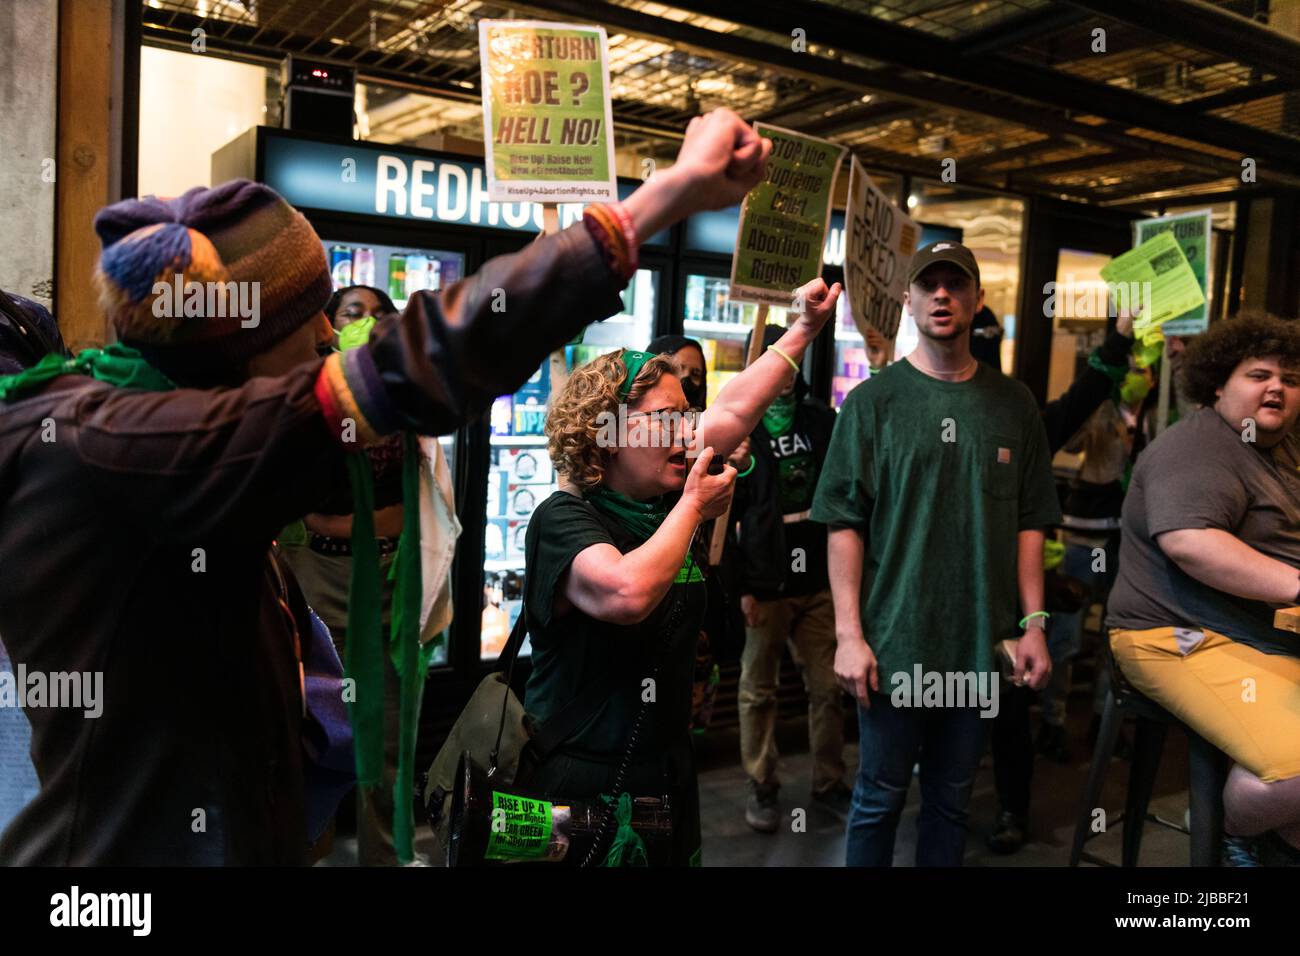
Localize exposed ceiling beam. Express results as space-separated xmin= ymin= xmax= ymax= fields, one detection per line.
xmin=799 ymin=101 xmax=919 ymax=137
xmin=1064 ymin=0 xmax=1300 ymax=86
xmin=961 ymin=6 xmax=1093 ymax=58
xmin=140 ymin=9 xmax=689 ymax=142
xmin=1007 ymin=151 xmax=1135 ymax=179
xmin=659 ymin=0 xmax=1300 ymax=173
xmin=1100 ymin=185 xmax=1273 ymax=211
xmin=963 ymin=138 xmax=1064 ymax=171
xmin=752 ymin=87 xmax=848 ymax=124
xmin=500 ymin=0 xmax=1281 ymax=186
xmin=1178 ymin=77 xmax=1294 ymax=113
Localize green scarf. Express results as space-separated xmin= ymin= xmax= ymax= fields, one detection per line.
xmin=763 ymin=392 xmax=796 ymax=437
xmin=585 ymin=484 xmax=704 ymax=583
xmin=0 ymin=343 xmax=175 ymax=401
xmin=586 ymin=484 xmax=668 ymax=543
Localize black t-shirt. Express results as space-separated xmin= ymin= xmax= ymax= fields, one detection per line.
xmin=522 ymin=490 xmax=708 ymax=757
xmin=767 ymin=422 xmax=828 ymax=596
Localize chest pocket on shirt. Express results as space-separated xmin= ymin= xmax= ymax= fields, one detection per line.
xmin=982 ymin=433 xmax=1020 ymax=500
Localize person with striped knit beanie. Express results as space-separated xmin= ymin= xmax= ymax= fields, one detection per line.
xmin=0 ymin=107 xmax=773 ymax=865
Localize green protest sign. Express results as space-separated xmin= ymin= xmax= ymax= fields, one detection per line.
xmin=484 ymin=790 xmax=555 ymax=861
xmin=1133 ymin=208 xmax=1211 ymax=335
xmin=728 ymin=123 xmax=846 ymax=307
xmin=478 ymin=20 xmax=617 ymax=204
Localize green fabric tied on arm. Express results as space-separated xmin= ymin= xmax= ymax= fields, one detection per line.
xmin=600 ymin=792 xmax=648 ymax=867
xmin=0 ymin=343 xmax=175 ymax=402
xmin=344 ymin=454 xmax=384 ymax=794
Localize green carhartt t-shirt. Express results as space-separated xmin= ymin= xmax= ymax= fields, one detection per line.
xmin=810 ymin=360 xmax=1061 ymax=677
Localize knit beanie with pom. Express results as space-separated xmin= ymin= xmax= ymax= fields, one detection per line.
xmin=92 ymin=179 xmax=331 ymax=381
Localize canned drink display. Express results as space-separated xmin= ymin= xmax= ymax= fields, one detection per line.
xmin=353 ymin=247 xmax=375 ymax=288
xmin=404 ymin=254 xmax=430 ymax=298
xmin=387 ymin=254 xmax=407 ymax=301
xmin=329 ymin=246 xmax=352 ymax=290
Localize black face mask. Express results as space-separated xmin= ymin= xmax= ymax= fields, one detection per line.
xmin=680 ymin=375 xmax=706 ymax=411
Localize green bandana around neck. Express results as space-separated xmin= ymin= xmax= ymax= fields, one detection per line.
xmin=0 ymin=343 xmax=175 ymax=402
xmin=585 ymin=484 xmax=704 ymax=584
xmin=586 ymin=484 xmax=669 ymax=543
xmin=618 ymin=349 xmax=654 ymax=401
xmin=763 ymin=392 xmax=797 ymax=437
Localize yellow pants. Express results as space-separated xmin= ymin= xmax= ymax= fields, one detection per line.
xmin=1110 ymin=626 xmax=1300 ymax=782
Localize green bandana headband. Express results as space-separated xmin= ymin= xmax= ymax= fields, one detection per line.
xmin=618 ymin=348 xmax=655 ymax=401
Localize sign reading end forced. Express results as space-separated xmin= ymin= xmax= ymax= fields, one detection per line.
xmin=478 ymin=20 xmax=617 ymax=204
xmin=844 ymin=154 xmax=918 ymax=341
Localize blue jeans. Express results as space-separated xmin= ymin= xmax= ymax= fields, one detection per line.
xmin=846 ymin=692 xmax=989 ymax=867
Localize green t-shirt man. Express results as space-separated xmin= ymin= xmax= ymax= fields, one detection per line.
xmin=810 ymin=360 xmax=1061 ymax=678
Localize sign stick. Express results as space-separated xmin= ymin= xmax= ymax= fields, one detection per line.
xmin=708 ymin=303 xmax=770 ymax=566
xmin=1155 ymin=336 xmax=1172 ymax=438
xmin=541 ymin=203 xmax=571 ymax=402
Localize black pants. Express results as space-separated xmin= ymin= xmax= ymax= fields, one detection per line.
xmin=991 ymin=682 xmax=1034 ymax=818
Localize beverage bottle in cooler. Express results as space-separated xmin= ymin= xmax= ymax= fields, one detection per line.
xmin=387 ymin=254 xmax=406 ymax=302
xmin=329 ymin=246 xmax=352 ymax=290
xmin=404 ymin=254 xmax=430 ymax=298
xmin=353 ymin=247 xmax=375 ymax=287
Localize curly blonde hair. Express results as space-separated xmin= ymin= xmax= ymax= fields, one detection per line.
xmin=546 ymin=350 xmax=679 ymax=492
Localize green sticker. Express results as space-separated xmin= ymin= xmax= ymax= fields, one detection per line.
xmin=674 ymin=560 xmax=706 ymax=584
xmin=485 ymin=791 xmax=554 ymax=861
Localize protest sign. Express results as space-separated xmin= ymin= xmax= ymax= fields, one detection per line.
xmin=843 ymin=154 xmax=919 ymax=340
xmin=1133 ymin=209 xmax=1211 ymax=335
xmin=728 ymin=124 xmax=846 ymax=307
xmin=1099 ymin=230 xmax=1205 ymax=332
xmin=478 ymin=20 xmax=617 ymax=203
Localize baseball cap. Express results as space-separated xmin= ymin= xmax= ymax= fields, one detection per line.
xmin=907 ymin=241 xmax=980 ymax=288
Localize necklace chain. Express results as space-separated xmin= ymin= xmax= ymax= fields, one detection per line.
xmin=909 ymin=353 xmax=978 ymax=380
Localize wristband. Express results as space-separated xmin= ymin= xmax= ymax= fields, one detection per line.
xmin=736 ymin=454 xmax=756 ymax=478
xmin=1019 ymin=611 xmax=1050 ymax=629
xmin=606 ymin=201 xmax=639 ymax=277
xmin=768 ymin=344 xmax=799 ymax=374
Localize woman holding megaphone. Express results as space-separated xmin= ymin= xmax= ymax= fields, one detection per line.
xmin=521 ymin=278 xmax=841 ymax=866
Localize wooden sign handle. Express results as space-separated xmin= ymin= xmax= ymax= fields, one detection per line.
xmin=708 ymin=303 xmax=770 ymax=566
xmin=540 ymin=203 xmax=571 ymax=401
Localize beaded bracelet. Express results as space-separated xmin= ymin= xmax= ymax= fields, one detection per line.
xmin=582 ymin=204 xmax=638 ymax=282
xmin=605 ymin=201 xmax=639 ymax=277
xmin=1019 ymin=611 xmax=1051 ymax=629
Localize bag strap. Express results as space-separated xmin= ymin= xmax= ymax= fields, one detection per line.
xmin=488 ymin=598 xmax=640 ymax=772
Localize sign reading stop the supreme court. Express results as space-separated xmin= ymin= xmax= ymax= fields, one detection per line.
xmin=728 ymin=124 xmax=846 ymax=307
xmin=478 ymin=20 xmax=617 ymax=203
